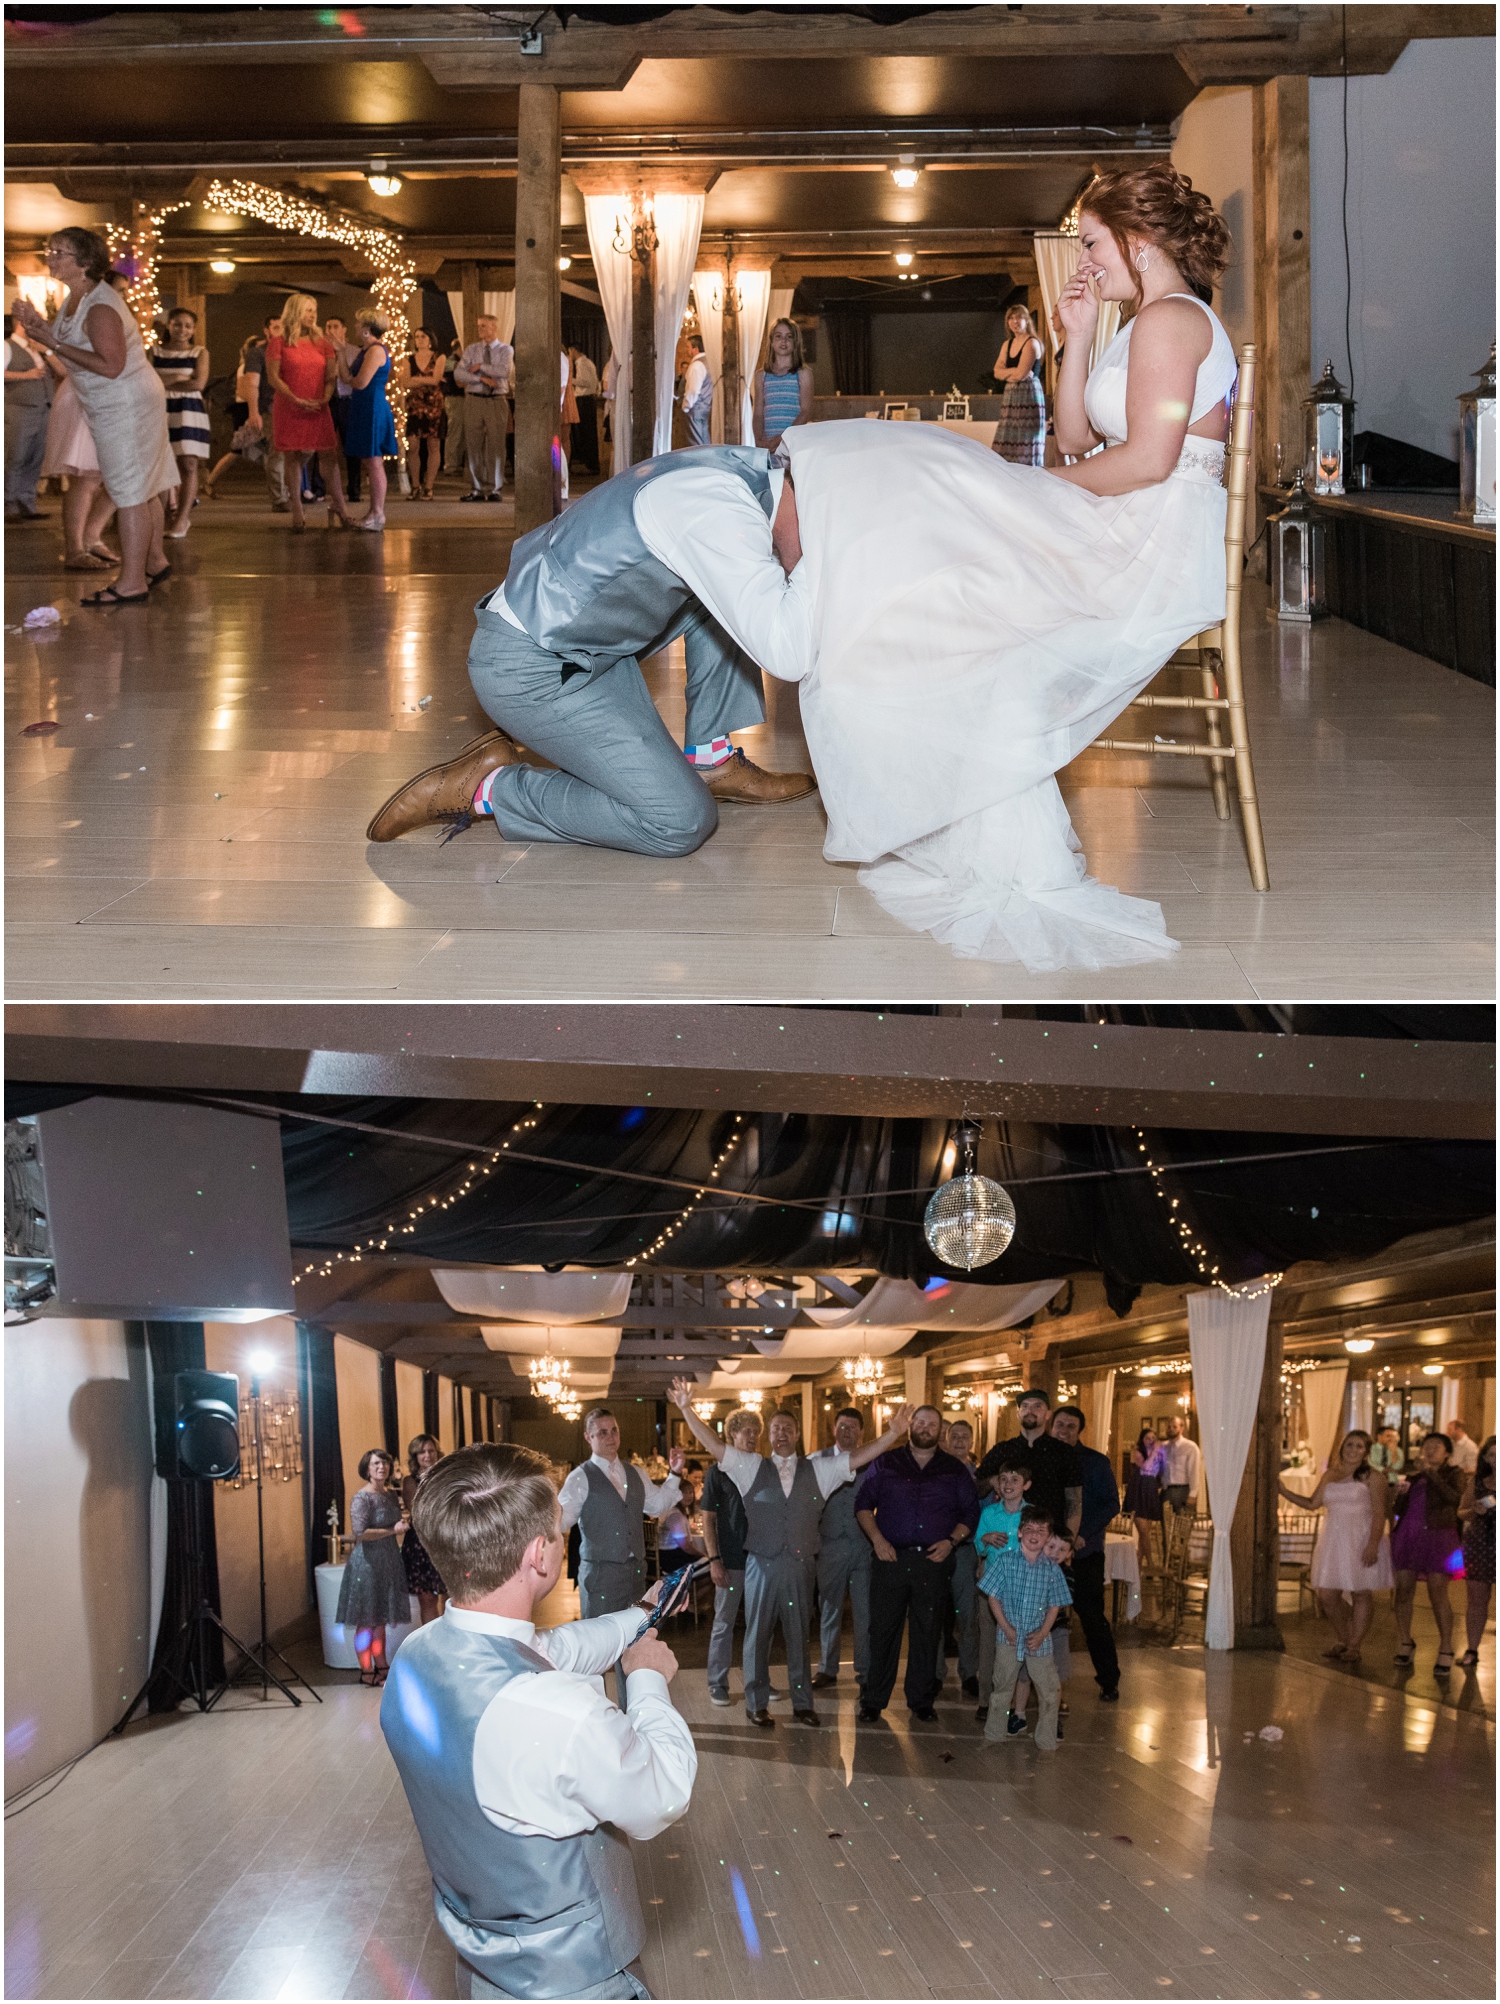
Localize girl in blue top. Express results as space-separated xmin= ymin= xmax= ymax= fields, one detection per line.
xmin=344 ymin=307 xmax=399 ymax=531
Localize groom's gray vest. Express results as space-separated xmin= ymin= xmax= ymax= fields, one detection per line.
xmin=495 ymin=444 xmax=776 ymax=679
xmin=577 ymin=1458 xmax=647 ymax=1566
xmin=381 ymin=1622 xmax=644 ymax=1997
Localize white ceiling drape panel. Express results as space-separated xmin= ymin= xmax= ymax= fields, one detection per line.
xmin=695 ymin=1368 xmax=793 ymax=1391
xmin=480 ymin=290 xmax=516 ymax=347
xmin=1032 ymin=233 xmax=1121 ymax=374
xmin=652 ymin=193 xmax=705 ymax=457
xmin=735 ymin=268 xmax=772 ymax=446
xmin=479 ymin=1324 xmax=622 ymax=1359
xmin=585 ymin=195 xmax=635 ymax=474
xmin=434 ymin=1267 xmax=631 ymax=1323
xmin=803 ymin=1275 xmax=1064 ymax=1333
xmin=1187 ymin=1285 xmax=1273 ymax=1650
xmin=691 ymin=272 xmax=726 ymax=444
xmin=749 ymin=1326 xmax=915 ymax=1362
xmin=1300 ymin=1364 xmax=1349 ymax=1471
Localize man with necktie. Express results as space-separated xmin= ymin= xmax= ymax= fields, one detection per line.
xmin=454 ymin=314 xmax=513 ymax=502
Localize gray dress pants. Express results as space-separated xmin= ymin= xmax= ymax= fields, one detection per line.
xmin=937 ymin=1539 xmax=980 ymax=1683
xmin=706 ymin=1565 xmax=746 ymax=1698
xmin=578 ymin=1558 xmax=646 ymax=1618
xmin=742 ymin=1552 xmax=815 ymax=1715
xmin=462 ymin=1954 xmax=651 ymax=1999
xmin=816 ymin=1538 xmax=871 ymax=1679
xmin=4 ymin=401 xmax=49 ymax=509
xmin=465 ymin=395 xmax=509 ymax=493
xmin=467 ymin=603 xmax=765 ymax=856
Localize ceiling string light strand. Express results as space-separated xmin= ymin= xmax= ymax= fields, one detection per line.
xmin=294 ymin=1104 xmax=546 ymax=1282
xmin=105 ymin=201 xmax=187 ymax=334
xmin=202 ymin=176 xmax=416 ymax=442
xmin=624 ymin=1115 xmax=748 ymax=1269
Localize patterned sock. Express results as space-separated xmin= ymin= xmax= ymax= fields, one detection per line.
xmin=684 ymin=736 xmax=734 ymax=769
xmin=472 ymin=766 xmax=504 ymax=816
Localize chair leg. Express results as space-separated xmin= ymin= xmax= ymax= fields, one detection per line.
xmin=1201 ymin=650 xmax=1231 ymax=822
xmin=1220 ymin=629 xmax=1270 ymax=891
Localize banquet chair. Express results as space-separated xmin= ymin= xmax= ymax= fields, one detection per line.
xmin=1091 ymin=342 xmax=1270 ymax=892
xmin=1277 ymin=1508 xmax=1322 ymax=1612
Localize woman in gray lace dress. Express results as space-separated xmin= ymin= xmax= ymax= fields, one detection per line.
xmin=336 ymin=1448 xmax=412 ymax=1684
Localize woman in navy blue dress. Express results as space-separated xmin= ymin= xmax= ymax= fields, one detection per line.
xmin=345 ymin=307 xmax=398 ymax=530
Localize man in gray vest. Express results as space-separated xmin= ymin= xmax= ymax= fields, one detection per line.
xmin=4 ymin=317 xmax=54 ymax=521
xmin=365 ymin=442 xmax=815 ymax=852
xmin=810 ymin=1406 xmax=873 ymax=1691
xmin=669 ymin=1378 xmax=912 ymax=1728
xmin=384 ymin=1442 xmax=695 ymax=2000
xmin=558 ymin=1407 xmax=687 ymax=1618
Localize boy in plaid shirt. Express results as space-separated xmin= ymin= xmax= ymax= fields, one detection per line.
xmin=979 ymin=1505 xmax=1071 ymax=1750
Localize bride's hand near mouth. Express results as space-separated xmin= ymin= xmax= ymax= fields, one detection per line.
xmin=1055 ymin=264 xmax=1102 ymax=343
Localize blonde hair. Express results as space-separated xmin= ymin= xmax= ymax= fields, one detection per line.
xmin=411 ymin=1442 xmax=558 ymax=1601
xmin=725 ymin=1407 xmax=763 ymax=1443
xmin=355 ymin=306 xmax=391 ymax=338
xmin=766 ymin=317 xmax=805 ymax=372
xmin=1005 ymin=304 xmax=1037 ymax=339
xmin=279 ymin=293 xmax=319 ymax=342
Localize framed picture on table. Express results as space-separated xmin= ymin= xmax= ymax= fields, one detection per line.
xmin=942 ymin=397 xmax=971 ymax=420
xmin=882 ymin=402 xmax=910 ymax=419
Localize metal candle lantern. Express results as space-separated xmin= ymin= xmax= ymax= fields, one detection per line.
xmin=1305 ymin=360 xmax=1355 ymax=495
xmin=1457 ymin=341 xmax=1496 ymax=525
xmin=1266 ymin=470 xmax=1327 ymax=623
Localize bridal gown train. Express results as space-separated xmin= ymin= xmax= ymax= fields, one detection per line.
xmin=782 ymin=391 xmax=1230 ymax=974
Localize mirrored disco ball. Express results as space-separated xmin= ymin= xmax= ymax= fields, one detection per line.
xmin=923 ymin=1173 xmax=1016 ymax=1271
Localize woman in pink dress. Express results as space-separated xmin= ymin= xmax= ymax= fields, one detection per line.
xmin=266 ymin=291 xmax=351 ymax=533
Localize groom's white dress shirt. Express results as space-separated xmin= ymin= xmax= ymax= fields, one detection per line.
xmin=493 ymin=464 xmax=814 ymax=685
xmin=448 ymin=1605 xmax=697 ymax=1841
xmin=557 ymin=1452 xmax=682 ymax=1532
xmin=718 ymin=1443 xmax=854 ymax=1500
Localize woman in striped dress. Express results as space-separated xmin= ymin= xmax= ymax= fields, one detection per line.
xmin=990 ymin=304 xmax=1046 ymax=466
xmin=151 ymin=307 xmax=211 ymax=536
xmin=753 ymin=317 xmax=811 ymax=451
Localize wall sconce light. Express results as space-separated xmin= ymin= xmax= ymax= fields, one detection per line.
xmin=891 ymin=155 xmax=921 ymax=190
xmin=366 ymin=161 xmax=403 ymax=197
xmin=209 ymin=258 xmax=237 ymax=275
xmin=894 ymin=252 xmax=914 ymax=268
xmin=558 ymin=256 xmax=572 ymax=271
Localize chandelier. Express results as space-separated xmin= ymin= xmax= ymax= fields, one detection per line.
xmin=554 ymin=1389 xmax=582 ymax=1422
xmin=691 ymin=1400 xmax=716 ymax=1422
xmin=740 ymin=1389 xmax=764 ymax=1409
xmin=527 ymin=1352 xmax=571 ymax=1404
xmin=923 ymin=1122 xmax=1015 ymax=1272
xmin=844 ymin=1354 xmax=882 ymax=1398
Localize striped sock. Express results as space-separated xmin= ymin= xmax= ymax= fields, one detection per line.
xmin=472 ymin=766 xmax=504 ymax=816
xmin=685 ymin=736 xmax=733 ymax=769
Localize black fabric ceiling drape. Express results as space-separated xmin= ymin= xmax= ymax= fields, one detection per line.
xmin=821 ymin=308 xmax=872 ymax=396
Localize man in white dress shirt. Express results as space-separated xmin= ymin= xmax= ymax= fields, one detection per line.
xmin=668 ymin=1377 xmax=912 ymax=1728
xmin=365 ymin=442 xmax=817 ymax=849
xmin=558 ymin=1407 xmax=687 ymax=1618
xmin=382 ymin=1443 xmax=695 ymax=2000
xmin=1446 ymin=1420 xmax=1480 ymax=1474
xmin=1160 ymin=1414 xmax=1203 ymax=1515
xmin=454 ymin=314 xmax=513 ymax=501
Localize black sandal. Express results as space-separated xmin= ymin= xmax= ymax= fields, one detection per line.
xmin=1459 ymin=1649 xmax=1480 ymax=1668
xmin=146 ymin=564 xmax=172 ymax=589
xmin=82 ymin=584 xmax=149 ymax=607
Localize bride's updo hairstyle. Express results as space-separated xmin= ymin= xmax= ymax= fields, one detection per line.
xmin=1080 ymin=162 xmax=1231 ymax=306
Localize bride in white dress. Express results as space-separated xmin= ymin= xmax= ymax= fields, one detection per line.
xmin=782 ymin=163 xmax=1239 ymax=974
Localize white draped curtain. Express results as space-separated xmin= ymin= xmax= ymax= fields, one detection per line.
xmin=768 ymin=287 xmax=795 ymax=345
xmin=652 ymin=193 xmax=705 ymax=456
xmin=1032 ymin=234 xmax=1122 ymax=374
xmin=735 ymin=268 xmax=772 ymax=446
xmin=1083 ymin=1370 xmax=1116 ymax=1460
xmin=445 ymin=291 xmax=516 ymax=349
xmin=691 ymin=271 xmax=726 ymax=443
xmin=585 ymin=194 xmax=635 ymax=474
xmin=1187 ymin=1285 xmax=1273 ymax=1650
xmin=1300 ymin=1364 xmax=1349 ymax=1471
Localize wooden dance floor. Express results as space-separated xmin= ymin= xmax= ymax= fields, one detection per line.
xmin=5 ymin=482 xmax=1494 ymax=1002
xmin=6 ymin=1589 xmax=1492 ymax=2002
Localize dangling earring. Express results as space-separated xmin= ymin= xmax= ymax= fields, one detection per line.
xmin=1134 ymin=247 xmax=1151 ymax=274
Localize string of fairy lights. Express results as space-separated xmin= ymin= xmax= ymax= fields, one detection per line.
xmin=106 ymin=201 xmax=187 ymax=333
xmin=1132 ymin=1125 xmax=1221 ymax=1279
xmin=294 ymin=1104 xmax=546 ymax=1283
xmin=623 ymin=1115 xmax=748 ymax=1269
xmin=203 ymin=176 xmax=417 ymax=439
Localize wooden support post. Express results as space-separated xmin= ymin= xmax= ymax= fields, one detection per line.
xmin=1231 ymin=1310 xmax=1287 ymax=1650
xmin=460 ymin=260 xmax=480 ymax=348
xmin=514 ymin=81 xmax=562 ymax=534
xmin=1252 ymin=76 xmax=1311 ymax=511
xmin=630 ymin=203 xmax=657 ymax=465
xmin=721 ymin=264 xmax=742 ymax=445
xmin=1038 ymin=1348 xmax=1060 ymax=1411
xmin=802 ymin=1380 xmax=817 ymax=1452
xmin=494 ymin=1397 xmax=511 ymax=1444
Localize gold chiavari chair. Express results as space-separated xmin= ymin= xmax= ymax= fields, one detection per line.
xmin=1091 ymin=342 xmax=1270 ymax=891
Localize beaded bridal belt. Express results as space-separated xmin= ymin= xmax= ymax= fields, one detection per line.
xmin=1169 ymin=440 xmax=1227 ymax=487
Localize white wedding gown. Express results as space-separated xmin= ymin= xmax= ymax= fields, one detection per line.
xmin=782 ymin=326 xmax=1232 ymax=974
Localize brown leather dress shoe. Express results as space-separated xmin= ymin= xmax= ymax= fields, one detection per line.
xmin=747 ymin=1708 xmax=775 ymax=1729
xmin=366 ymin=730 xmax=519 ymax=843
xmin=810 ymin=1670 xmax=838 ymax=1690
xmin=701 ymin=747 xmax=817 ymax=804
xmin=792 ymin=1708 xmax=822 ymax=1727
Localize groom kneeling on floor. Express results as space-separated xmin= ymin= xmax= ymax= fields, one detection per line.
xmin=367 ymin=443 xmax=816 ymax=853
xmin=380 ymin=1443 xmax=696 ymax=2001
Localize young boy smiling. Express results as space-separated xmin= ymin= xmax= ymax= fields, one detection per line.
xmin=979 ymin=1505 xmax=1071 ymax=1750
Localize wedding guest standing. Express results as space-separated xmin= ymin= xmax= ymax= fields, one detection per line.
xmin=1370 ymin=1426 xmax=1406 ymax=1482
xmin=811 ymin=1407 xmax=874 ymax=1693
xmin=267 ymin=293 xmax=352 ymax=534
xmin=400 ymin=326 xmax=445 ymax=499
xmin=240 ymin=315 xmax=290 ymax=512
xmin=344 ymin=308 xmax=399 ymax=530
xmin=454 ymin=312 xmax=512 ymax=501
xmin=752 ymin=318 xmax=811 ymax=451
xmin=1124 ymin=1426 xmax=1166 ymax=1567
xmin=701 ymin=1408 xmax=760 ymax=1706
xmin=4 ymin=314 xmax=53 ymax=521
xmin=336 ymin=1447 xmax=412 ymax=1684
xmin=322 ymin=314 xmax=361 ymax=503
xmin=1458 ymin=1436 xmax=1495 ymax=1669
xmin=401 ymin=1433 xmax=447 ymax=1624
xmin=680 ymin=336 xmax=713 ymax=447
xmin=569 ymin=343 xmax=600 ymax=471
xmin=558 ymin=1406 xmax=686 ymax=1617
xmin=1278 ymin=1429 xmax=1392 ymax=1665
xmin=1390 ymin=1431 xmax=1466 ymax=1675
xmin=14 ymin=229 xmax=176 ymax=603
xmin=990 ymin=304 xmax=1046 ymax=466
xmin=150 ymin=306 xmax=211 ymax=537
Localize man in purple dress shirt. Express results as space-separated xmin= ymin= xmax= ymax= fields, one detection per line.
xmin=855 ymin=1405 xmax=979 ymax=1723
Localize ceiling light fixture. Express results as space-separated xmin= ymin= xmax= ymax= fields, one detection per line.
xmin=558 ymin=255 xmax=572 ymax=271
xmin=366 ymin=161 xmax=403 ymax=197
xmin=894 ymin=252 xmax=914 ymax=268
xmin=209 ymin=258 xmax=236 ymax=275
xmin=844 ymin=1354 xmax=882 ymax=1397
xmin=1421 ymin=1362 xmax=1444 ymax=1376
xmin=1343 ymin=1336 xmax=1375 ymax=1354
xmin=891 ymin=155 xmax=921 ymax=190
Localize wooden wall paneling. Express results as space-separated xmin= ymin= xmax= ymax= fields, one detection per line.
xmin=1251 ymin=76 xmax=1310 ymax=514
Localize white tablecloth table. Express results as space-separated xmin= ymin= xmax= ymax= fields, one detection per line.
xmin=924 ymin=416 xmax=1000 ymax=446
xmin=1280 ymin=1463 xmax=1322 ymax=1497
xmin=1104 ymin=1532 xmax=1142 ymax=1622
xmin=316 ymin=1562 xmax=421 ymax=1669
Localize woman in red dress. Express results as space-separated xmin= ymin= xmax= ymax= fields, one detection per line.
xmin=266 ymin=292 xmax=352 ymax=533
